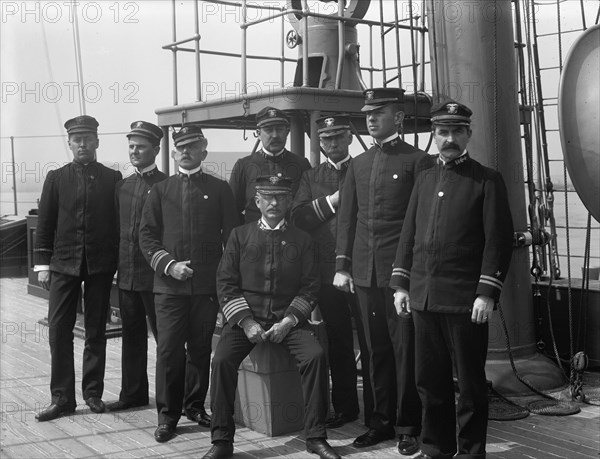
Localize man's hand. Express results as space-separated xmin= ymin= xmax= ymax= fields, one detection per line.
xmin=240 ymin=317 xmax=267 ymax=343
xmin=265 ymin=316 xmax=295 ymax=343
xmin=393 ymin=288 xmax=411 ymax=315
xmin=168 ymin=260 xmax=194 ymax=281
xmin=333 ymin=271 xmax=355 ymax=294
xmin=471 ymin=295 xmax=494 ymax=324
xmin=38 ymin=270 xmax=51 ymax=291
xmin=329 ymin=190 xmax=340 ymax=208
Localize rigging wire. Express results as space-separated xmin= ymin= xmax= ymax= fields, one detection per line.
xmin=71 ymin=0 xmax=86 ymax=115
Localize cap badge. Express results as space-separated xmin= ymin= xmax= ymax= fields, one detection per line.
xmin=268 ymin=109 xmax=277 ymax=118
xmin=270 ymin=176 xmax=279 ymax=184
xmin=325 ymin=117 xmax=335 ymax=127
xmin=447 ymin=103 xmax=459 ymax=114
xmin=366 ymin=90 xmax=375 ymax=100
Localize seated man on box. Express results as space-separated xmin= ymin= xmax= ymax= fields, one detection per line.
xmin=203 ymin=176 xmax=341 ymax=459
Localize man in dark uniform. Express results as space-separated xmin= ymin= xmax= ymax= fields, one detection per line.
xmin=391 ymin=100 xmax=514 ymax=459
xmin=139 ymin=125 xmax=237 ymax=443
xmin=203 ymin=176 xmax=340 ymax=459
xmin=291 ymin=114 xmax=373 ymax=429
xmin=229 ymin=106 xmax=311 ymax=224
xmin=333 ymin=88 xmax=434 ymax=455
xmin=34 ymin=115 xmax=122 ymax=421
xmin=107 ymin=121 xmax=166 ymax=412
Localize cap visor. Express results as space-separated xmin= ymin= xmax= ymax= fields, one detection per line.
xmin=319 ymin=128 xmax=350 ymax=137
xmin=175 ymin=136 xmax=203 ymax=147
xmin=257 ymin=119 xmax=289 ymax=128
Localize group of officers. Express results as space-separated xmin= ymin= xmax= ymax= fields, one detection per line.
xmin=33 ymin=87 xmax=514 ymax=459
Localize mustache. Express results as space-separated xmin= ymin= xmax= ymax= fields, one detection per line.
xmin=442 ymin=142 xmax=460 ymax=150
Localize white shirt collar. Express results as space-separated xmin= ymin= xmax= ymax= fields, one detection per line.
xmin=136 ymin=164 xmax=157 ymax=175
xmin=260 ymin=217 xmax=286 ymax=230
xmin=374 ymin=133 xmax=400 ymax=146
xmin=326 ymin=154 xmax=351 ymax=170
xmin=178 ymin=165 xmax=203 ymax=176
xmin=261 ymin=147 xmax=285 ymax=157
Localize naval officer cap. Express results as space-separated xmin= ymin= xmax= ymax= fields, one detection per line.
xmin=127 ymin=121 xmax=163 ymax=145
xmin=430 ymin=99 xmax=473 ymax=126
xmin=317 ymin=114 xmax=352 ymax=137
xmin=64 ymin=115 xmax=99 ymax=135
xmin=172 ymin=124 xmax=205 ymax=147
xmin=256 ymin=106 xmax=290 ymax=128
xmin=255 ymin=175 xmax=293 ymax=195
xmin=361 ymin=87 xmax=405 ymax=112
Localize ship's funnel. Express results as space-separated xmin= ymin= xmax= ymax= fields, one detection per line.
xmin=558 ymin=24 xmax=600 ymax=223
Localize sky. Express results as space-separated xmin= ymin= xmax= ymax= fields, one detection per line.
xmin=0 ymin=0 xmax=597 ymax=193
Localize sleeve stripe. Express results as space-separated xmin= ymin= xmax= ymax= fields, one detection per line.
xmin=480 ymin=275 xmax=503 ymax=289
xmin=479 ymin=278 xmax=503 ymax=290
xmin=336 ymin=255 xmax=352 ymax=262
xmin=289 ymin=296 xmax=313 ymax=317
xmin=222 ymin=297 xmax=251 ymax=321
xmin=150 ymin=250 xmax=169 ymax=271
xmin=392 ymin=268 xmax=410 ymax=279
xmin=33 ymin=248 xmax=53 ymax=253
xmin=311 ymin=199 xmax=326 ymax=222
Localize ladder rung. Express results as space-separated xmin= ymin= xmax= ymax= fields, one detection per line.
xmin=548 ymin=159 xmax=564 ymax=162
xmin=540 ymin=66 xmax=562 ymax=71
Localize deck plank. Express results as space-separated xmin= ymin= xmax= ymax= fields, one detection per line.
xmin=1 ymin=277 xmax=598 ymax=459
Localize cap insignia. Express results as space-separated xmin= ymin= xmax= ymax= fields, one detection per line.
xmin=447 ymin=103 xmax=459 ymax=114
xmin=366 ymin=90 xmax=375 ymax=100
xmin=325 ymin=117 xmax=335 ymax=127
xmin=268 ymin=109 xmax=277 ymax=118
xmin=270 ymin=176 xmax=279 ymax=184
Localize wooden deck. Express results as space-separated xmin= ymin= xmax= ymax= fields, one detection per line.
xmin=1 ymin=276 xmax=598 ymax=458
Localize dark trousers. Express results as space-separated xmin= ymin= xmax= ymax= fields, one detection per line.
xmin=47 ymin=269 xmax=114 ymax=407
xmin=117 ymin=289 xmax=157 ymax=405
xmin=319 ymin=285 xmax=373 ymax=422
xmin=155 ymin=293 xmax=219 ymax=426
xmin=210 ymin=323 xmax=328 ymax=443
xmin=355 ymin=285 xmax=421 ymax=436
xmin=413 ymin=309 xmax=489 ymax=459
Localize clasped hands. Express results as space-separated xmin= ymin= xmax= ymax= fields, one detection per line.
xmin=240 ymin=316 xmax=295 ymax=344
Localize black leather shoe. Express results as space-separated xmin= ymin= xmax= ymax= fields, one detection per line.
xmin=352 ymin=428 xmax=395 ymax=448
xmin=325 ymin=412 xmax=358 ymax=429
xmin=85 ymin=397 xmax=105 ymax=413
xmin=398 ymin=434 xmax=419 ymax=455
xmin=154 ymin=424 xmax=176 ymax=443
xmin=106 ymin=400 xmax=147 ymax=412
xmin=185 ymin=407 xmax=211 ymax=427
xmin=201 ymin=441 xmax=234 ymax=459
xmin=306 ymin=438 xmax=341 ymax=459
xmin=35 ymin=404 xmax=76 ymax=422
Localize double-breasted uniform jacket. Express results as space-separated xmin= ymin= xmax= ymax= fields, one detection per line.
xmin=390 ymin=153 xmax=514 ymax=310
xmin=229 ymin=149 xmax=311 ymax=223
xmin=335 ymin=136 xmax=435 ymax=287
xmin=34 ymin=160 xmax=122 ymax=275
xmin=217 ymin=220 xmax=320 ymax=327
xmin=139 ymin=170 xmax=237 ymax=296
xmin=291 ymin=158 xmax=350 ymax=284
xmin=115 ymin=166 xmax=167 ymax=291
